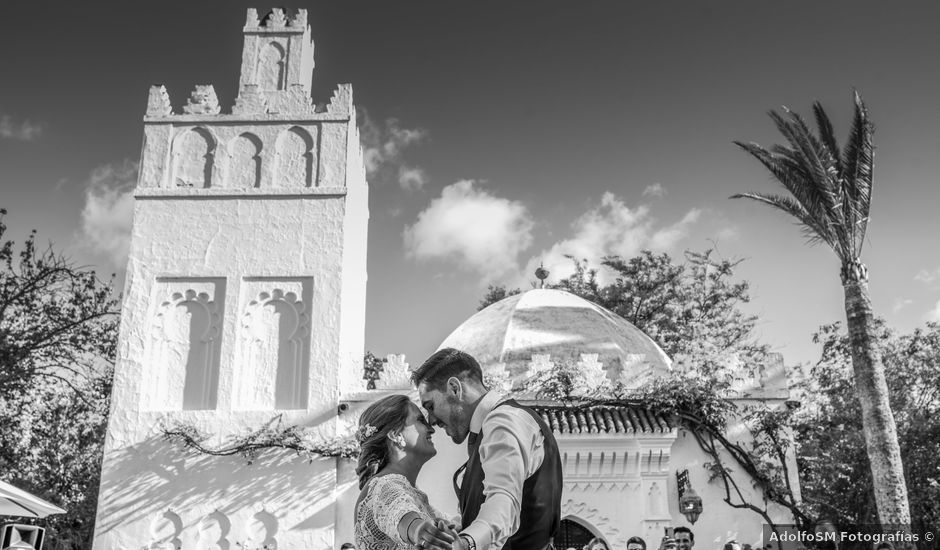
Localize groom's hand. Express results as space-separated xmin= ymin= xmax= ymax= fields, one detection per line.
xmin=414 ymin=519 xmax=455 ymax=550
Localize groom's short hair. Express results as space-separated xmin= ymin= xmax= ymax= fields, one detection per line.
xmin=412 ymin=348 xmax=484 ymax=389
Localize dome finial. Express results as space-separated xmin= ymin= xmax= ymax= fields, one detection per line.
xmin=535 ymin=262 xmax=549 ymax=288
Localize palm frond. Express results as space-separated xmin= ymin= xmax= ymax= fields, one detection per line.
xmin=768 ymin=144 xmax=837 ymax=224
xmin=729 ymin=192 xmax=836 ymax=248
xmin=782 ymin=109 xmax=846 ymax=232
xmin=733 ymin=141 xmax=839 ymax=246
xmin=841 ymin=90 xmax=874 ymax=254
xmin=733 ymin=92 xmax=875 ymax=263
xmin=813 ymin=101 xmax=842 ymax=175
xmin=792 ymin=108 xmax=855 ymax=256
xmin=766 ymin=111 xmax=842 ymax=219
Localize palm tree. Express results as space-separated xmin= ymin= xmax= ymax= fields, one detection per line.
xmin=732 ymin=91 xmax=911 ymax=526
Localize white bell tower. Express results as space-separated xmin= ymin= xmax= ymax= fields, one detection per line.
xmin=93 ymin=8 xmax=368 ymax=549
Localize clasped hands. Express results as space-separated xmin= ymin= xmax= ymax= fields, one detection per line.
xmin=411 ymin=519 xmax=471 ymax=550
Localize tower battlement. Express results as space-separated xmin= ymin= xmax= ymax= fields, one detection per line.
xmin=145 ymin=8 xmax=347 ymax=120
xmin=138 ymin=8 xmax=361 ymax=192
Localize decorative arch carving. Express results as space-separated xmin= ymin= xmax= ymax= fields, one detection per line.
xmin=561 ymin=499 xmax=622 ymax=543
xmin=236 ymin=288 xmax=310 ymax=410
xmin=229 ymin=132 xmax=263 ymax=188
xmin=147 ymin=510 xmax=183 ymax=550
xmin=172 ymin=127 xmax=216 ymax=188
xmin=258 ymin=41 xmax=286 ymax=91
xmin=144 ymin=288 xmax=222 ymax=411
xmin=197 ymin=510 xmax=232 ymax=550
xmin=274 ymin=126 xmax=315 ymax=187
xmin=646 ymin=481 xmax=667 ymax=517
xmin=250 ymin=509 xmax=278 ymax=549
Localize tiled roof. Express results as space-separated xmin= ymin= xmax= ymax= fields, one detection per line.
xmin=530 ymin=404 xmax=675 ymax=435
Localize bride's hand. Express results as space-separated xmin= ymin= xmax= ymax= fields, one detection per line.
xmin=413 ymin=519 xmax=455 ymax=550
xmin=436 ymin=521 xmax=463 ymax=550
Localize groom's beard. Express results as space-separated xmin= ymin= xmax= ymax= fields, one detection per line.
xmin=445 ymin=397 xmax=472 ymax=444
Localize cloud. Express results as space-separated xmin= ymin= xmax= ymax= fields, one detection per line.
xmin=892 ymin=297 xmax=914 ymax=314
xmin=519 ymin=192 xmax=701 ymax=286
xmin=80 ymin=161 xmax=138 ymax=268
xmin=915 ymin=267 xmax=940 ymax=284
xmin=398 ymin=165 xmax=427 ymax=192
xmin=360 ymin=114 xmax=428 ymax=190
xmin=0 ymin=114 xmax=43 ymax=141
xmin=716 ymin=226 xmax=740 ymax=242
xmin=403 ymin=180 xmax=534 ymax=280
xmin=926 ymin=300 xmax=940 ymax=322
xmin=642 ymin=183 xmax=667 ymax=198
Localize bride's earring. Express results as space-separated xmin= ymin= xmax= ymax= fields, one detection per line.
xmin=388 ymin=431 xmax=406 ymax=449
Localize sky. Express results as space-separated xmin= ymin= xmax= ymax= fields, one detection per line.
xmin=2 ymin=1 xmax=940 ymax=369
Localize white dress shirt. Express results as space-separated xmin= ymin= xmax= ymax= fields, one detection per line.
xmin=461 ymin=392 xmax=545 ymax=550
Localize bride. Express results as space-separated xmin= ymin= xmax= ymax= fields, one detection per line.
xmin=354 ymin=394 xmax=457 ymax=550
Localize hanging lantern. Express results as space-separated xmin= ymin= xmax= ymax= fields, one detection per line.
xmin=676 ymin=469 xmax=703 ymax=524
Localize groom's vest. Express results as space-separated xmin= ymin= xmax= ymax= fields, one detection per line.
xmin=455 ymin=400 xmax=562 ymax=550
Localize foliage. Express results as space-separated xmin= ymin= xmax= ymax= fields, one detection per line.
xmin=795 ymin=321 xmax=940 ymax=531
xmin=731 ymin=92 xmax=873 ymax=274
xmin=522 ymin=356 xmax=807 ymax=531
xmin=363 ymin=351 xmax=385 ymax=390
xmin=0 ymin=209 xmax=119 ymax=396
xmin=0 ymin=209 xmax=119 ymax=550
xmin=162 ymin=352 xmax=389 ymax=462
xmin=478 ymin=284 xmax=521 ymax=311
xmin=0 ymin=371 xmax=113 ymax=550
xmin=521 ymin=357 xmax=609 ymax=402
xmin=162 ymin=415 xmax=360 ymax=463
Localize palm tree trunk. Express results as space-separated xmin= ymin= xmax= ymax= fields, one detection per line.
xmin=842 ymin=263 xmax=911 ymax=527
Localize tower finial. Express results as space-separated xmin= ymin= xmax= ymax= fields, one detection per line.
xmin=535 ymin=262 xmax=549 ymax=288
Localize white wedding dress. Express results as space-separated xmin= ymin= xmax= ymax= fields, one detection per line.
xmin=354 ymin=474 xmax=444 ymax=550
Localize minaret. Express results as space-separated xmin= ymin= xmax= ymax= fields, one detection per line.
xmin=93 ymin=8 xmax=368 ymax=549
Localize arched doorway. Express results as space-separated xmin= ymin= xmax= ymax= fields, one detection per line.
xmin=554 ymin=518 xmax=599 ymax=550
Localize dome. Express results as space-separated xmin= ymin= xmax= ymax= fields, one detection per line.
xmin=438 ymin=289 xmax=671 ymax=386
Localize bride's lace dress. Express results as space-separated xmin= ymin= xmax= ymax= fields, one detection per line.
xmin=355 ymin=474 xmax=442 ymax=550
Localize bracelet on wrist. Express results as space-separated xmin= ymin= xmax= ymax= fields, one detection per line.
xmin=406 ymin=517 xmax=422 ymax=544
xmin=459 ymin=534 xmax=477 ymax=550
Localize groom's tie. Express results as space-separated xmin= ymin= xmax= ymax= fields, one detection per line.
xmin=467 ymin=431 xmax=480 ymax=450
xmin=453 ymin=431 xmax=482 ymax=511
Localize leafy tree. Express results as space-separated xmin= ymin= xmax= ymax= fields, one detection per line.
xmin=795 ymin=321 xmax=940 ymax=532
xmin=0 ymin=209 xmax=119 ymax=395
xmin=477 ymin=284 xmax=521 ymax=311
xmin=1 ymin=370 xmax=113 ymax=550
xmin=0 ymin=208 xmax=119 ymax=549
xmin=732 ymin=92 xmax=910 ymax=525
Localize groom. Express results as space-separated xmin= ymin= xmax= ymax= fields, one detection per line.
xmin=413 ymin=348 xmax=562 ymax=550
